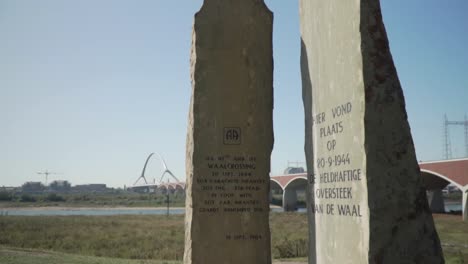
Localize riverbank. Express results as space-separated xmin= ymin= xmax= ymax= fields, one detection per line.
xmin=0 ymin=205 xmax=285 ymax=216
xmin=0 ymin=192 xmax=186 ymax=208
xmin=0 ymin=206 xmax=186 ymax=211
xmin=0 ymin=205 xmax=282 ymax=211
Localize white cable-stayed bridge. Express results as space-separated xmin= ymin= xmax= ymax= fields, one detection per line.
xmin=128 ymin=152 xmax=185 ymax=194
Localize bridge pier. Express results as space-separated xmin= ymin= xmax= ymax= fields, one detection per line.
xmin=463 ymin=188 xmax=468 ymax=221
xmin=427 ymin=189 xmax=445 ymax=213
xmin=283 ymin=188 xmax=298 ymax=211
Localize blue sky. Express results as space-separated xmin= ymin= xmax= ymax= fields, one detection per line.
xmin=1 ymin=0 xmax=467 ymax=187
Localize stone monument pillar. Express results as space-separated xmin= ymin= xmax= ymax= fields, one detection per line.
xmin=300 ymin=0 xmax=444 ymax=263
xmin=184 ymin=1 xmax=273 ymax=263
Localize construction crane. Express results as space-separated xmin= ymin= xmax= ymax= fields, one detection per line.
xmin=36 ymin=170 xmax=58 ymax=185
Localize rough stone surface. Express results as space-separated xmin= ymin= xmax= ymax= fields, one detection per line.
xmin=184 ymin=1 xmax=273 ymax=264
xmin=300 ymin=0 xmax=444 ymax=263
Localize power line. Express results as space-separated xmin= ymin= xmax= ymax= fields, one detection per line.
xmin=287 ymin=160 xmax=305 ymax=168
xmin=443 ymin=114 xmax=468 ymax=159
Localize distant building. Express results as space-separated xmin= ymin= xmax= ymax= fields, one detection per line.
xmin=73 ymin=184 xmax=107 ymax=193
xmin=442 ymin=184 xmax=462 ymax=195
xmin=22 ymin=182 xmax=45 ymax=193
xmin=49 ymin=180 xmax=71 ymax=192
xmin=0 ymin=186 xmax=16 ymax=192
xmin=283 ymin=167 xmax=305 ymax=175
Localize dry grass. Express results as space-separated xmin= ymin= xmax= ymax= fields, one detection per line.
xmin=0 ymin=213 xmax=466 ymax=262
xmin=0 ymin=215 xmax=185 ymax=260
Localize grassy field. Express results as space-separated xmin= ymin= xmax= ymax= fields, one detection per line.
xmin=0 ymin=215 xmax=185 ymax=260
xmin=433 ymin=214 xmax=468 ymax=263
xmin=0 ymin=213 xmax=306 ymax=261
xmin=0 ymin=247 xmax=179 ymax=264
xmin=0 ymin=213 xmax=466 ymax=263
xmin=0 ymin=247 xmax=307 ymax=264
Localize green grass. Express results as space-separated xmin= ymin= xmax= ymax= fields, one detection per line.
xmin=0 ymin=213 xmax=466 ymax=263
xmin=0 ymin=247 xmax=305 ymax=264
xmin=0 ymin=247 xmax=180 ymax=264
xmin=433 ymin=214 xmax=468 ymax=263
xmin=270 ymin=213 xmax=308 ymax=258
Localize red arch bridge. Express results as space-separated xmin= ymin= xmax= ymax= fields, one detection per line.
xmin=271 ymin=158 xmax=468 ymax=221
xmin=128 ymin=182 xmax=186 ymax=194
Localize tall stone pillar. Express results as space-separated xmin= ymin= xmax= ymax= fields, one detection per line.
xmin=184 ymin=1 xmax=273 ymax=263
xmin=300 ymin=0 xmax=444 ymax=263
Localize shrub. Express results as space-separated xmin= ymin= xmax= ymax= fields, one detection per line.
xmin=271 ymin=197 xmax=283 ymax=206
xmin=45 ymin=193 xmax=65 ymax=202
xmin=20 ymin=194 xmax=36 ymax=202
xmin=274 ymin=237 xmax=308 ymax=259
xmin=0 ymin=191 xmax=12 ymax=201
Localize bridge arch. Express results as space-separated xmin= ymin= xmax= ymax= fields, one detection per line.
xmin=133 ymin=152 xmax=181 ymax=189
xmin=175 ymin=184 xmax=185 ymax=195
xmin=270 ymin=178 xmax=283 ymax=191
xmin=421 ymin=169 xmax=463 ymax=190
xmin=421 ymin=169 xmax=464 ymax=214
xmin=158 ymin=185 xmax=168 ymax=194
xmin=269 ymin=178 xmax=284 ymax=206
xmin=283 ymin=176 xmax=307 ymax=211
xmin=133 ymin=153 xmax=155 ymax=185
